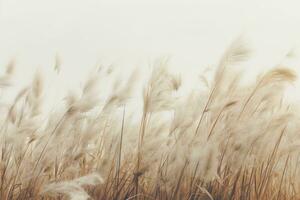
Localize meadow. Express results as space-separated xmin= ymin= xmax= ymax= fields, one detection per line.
xmin=0 ymin=38 xmax=299 ymax=200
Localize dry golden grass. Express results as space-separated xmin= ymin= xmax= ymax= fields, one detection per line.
xmin=1 ymin=38 xmax=300 ymax=200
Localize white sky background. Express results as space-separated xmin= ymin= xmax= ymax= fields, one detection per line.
xmin=0 ymin=0 xmax=300 ymax=108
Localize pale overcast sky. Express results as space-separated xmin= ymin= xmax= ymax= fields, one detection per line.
xmin=0 ymin=0 xmax=300 ymax=105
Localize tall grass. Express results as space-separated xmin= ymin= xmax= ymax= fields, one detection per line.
xmin=0 ymin=39 xmax=300 ymax=200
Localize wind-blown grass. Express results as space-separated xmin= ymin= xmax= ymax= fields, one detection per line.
xmin=0 ymin=39 xmax=300 ymax=200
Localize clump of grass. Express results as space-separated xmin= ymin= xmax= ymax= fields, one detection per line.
xmin=0 ymin=38 xmax=300 ymax=200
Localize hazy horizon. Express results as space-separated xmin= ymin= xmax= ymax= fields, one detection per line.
xmin=0 ymin=0 xmax=300 ymax=105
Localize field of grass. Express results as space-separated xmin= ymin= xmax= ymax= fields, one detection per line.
xmin=0 ymin=38 xmax=300 ymax=200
